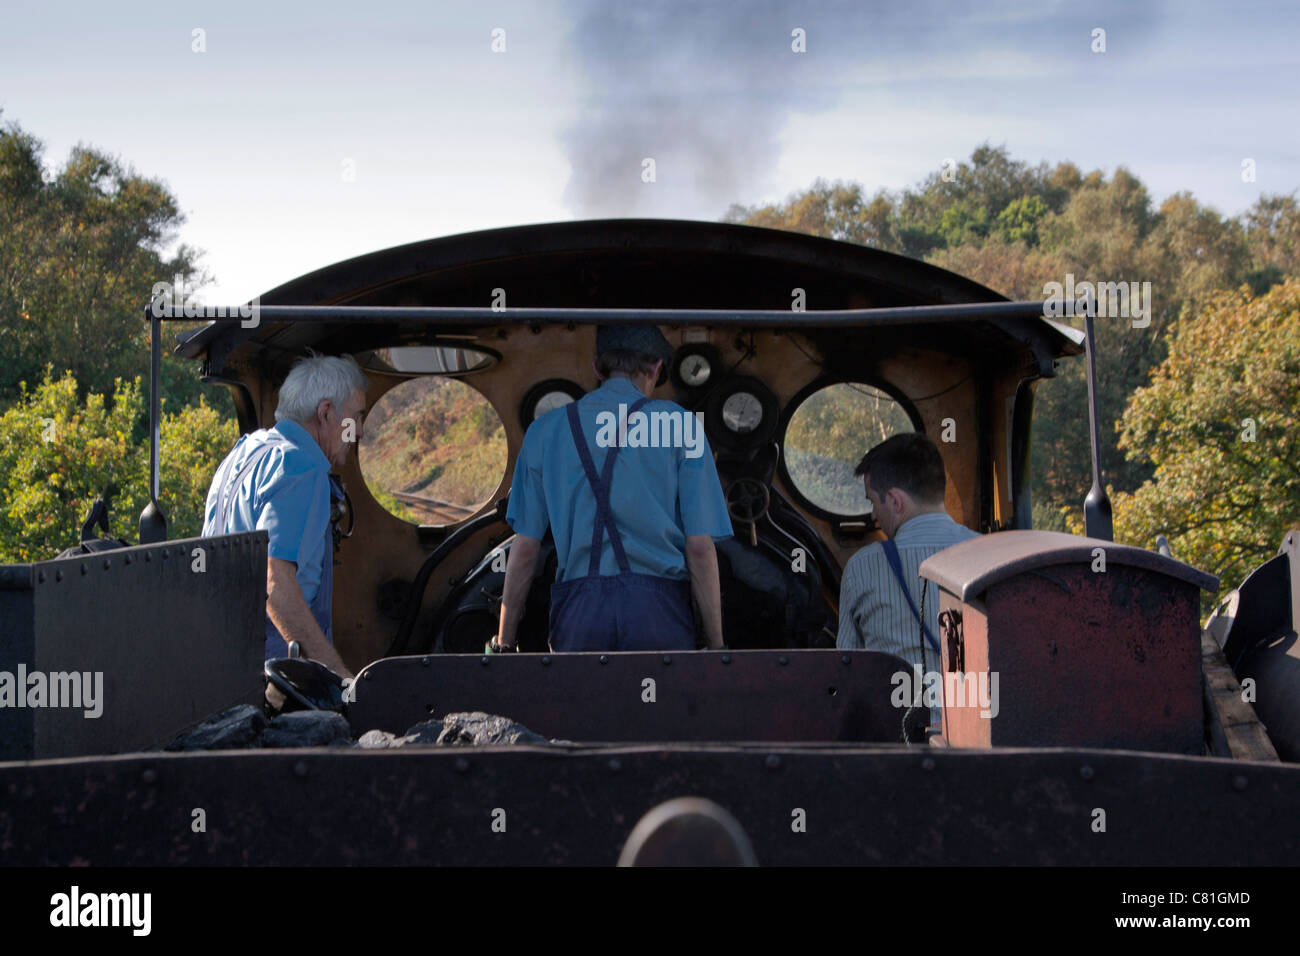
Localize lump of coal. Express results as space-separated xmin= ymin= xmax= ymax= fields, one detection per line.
xmin=261 ymin=710 xmax=352 ymax=748
xmin=167 ymin=704 xmax=267 ymax=751
xmin=396 ymin=711 xmax=547 ymax=747
xmin=357 ymin=729 xmax=398 ymax=749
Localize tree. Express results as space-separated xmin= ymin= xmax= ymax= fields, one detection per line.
xmin=0 ymin=370 xmax=235 ymax=562
xmin=0 ymin=120 xmax=225 ymax=416
xmin=1100 ymin=280 xmax=1300 ymax=595
xmin=723 ymin=178 xmax=901 ymax=251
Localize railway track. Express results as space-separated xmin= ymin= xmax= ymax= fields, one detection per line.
xmin=389 ymin=490 xmax=481 ymax=524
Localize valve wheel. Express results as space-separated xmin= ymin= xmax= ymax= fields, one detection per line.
xmin=725 ymin=477 xmax=770 ymax=524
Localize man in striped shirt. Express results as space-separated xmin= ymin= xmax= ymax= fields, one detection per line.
xmin=836 ymin=433 xmax=979 ymax=724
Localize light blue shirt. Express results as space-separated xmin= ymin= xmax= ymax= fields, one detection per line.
xmin=506 ymin=375 xmax=733 ymax=582
xmin=836 ymin=512 xmax=980 ymax=724
xmin=201 ymin=419 xmax=333 ymax=657
xmin=836 ymin=511 xmax=980 ymax=665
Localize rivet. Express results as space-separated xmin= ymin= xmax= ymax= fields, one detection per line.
xmin=841 ymin=655 xmax=850 ymax=665
xmin=55 ymin=569 xmax=63 ymax=582
xmin=145 ymin=553 xmax=152 ymax=562
xmin=364 ymin=671 xmax=372 ymax=680
xmin=102 ymin=558 xmax=110 ymax=570
xmin=599 ymin=655 xmax=609 ymax=665
xmin=541 ymin=656 xmax=551 ymax=666
xmin=37 ymin=571 xmax=45 ymax=583
xmin=80 ymin=562 xmax=88 ymax=576
xmin=1079 ymin=765 xmax=1095 ymax=780
xmin=422 ymin=657 xmax=430 ymax=666
xmin=921 ymin=757 xmax=936 ymax=771
xmin=454 ymin=757 xmax=470 ymax=773
xmin=721 ymin=654 xmax=731 ymax=665
xmin=662 ymin=655 xmax=672 ymax=665
xmin=764 ymin=754 xmax=781 ymax=770
xmin=778 ymin=655 xmax=789 ymax=666
xmin=480 ymin=656 xmax=490 ymax=666
xmin=124 ymin=554 xmax=132 ymax=565
xmin=293 ymin=761 xmax=308 ymax=778
xmin=1232 ymin=775 xmax=1248 ymax=792
xmin=608 ymin=757 xmax=622 ymax=772
xmin=140 ymin=768 xmax=157 ymax=784
xmin=162 ymin=549 xmax=169 ymax=559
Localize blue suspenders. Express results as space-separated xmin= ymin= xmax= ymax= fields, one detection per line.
xmin=564 ymin=397 xmax=651 ymax=577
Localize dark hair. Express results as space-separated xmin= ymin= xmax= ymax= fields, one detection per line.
xmin=596 ymin=348 xmax=661 ymax=380
xmin=854 ymin=432 xmax=946 ymax=504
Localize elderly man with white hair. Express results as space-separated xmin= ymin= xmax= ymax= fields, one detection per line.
xmin=202 ymin=353 xmax=368 ymax=678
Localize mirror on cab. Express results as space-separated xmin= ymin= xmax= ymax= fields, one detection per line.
xmin=357 ymin=345 xmax=497 ymax=375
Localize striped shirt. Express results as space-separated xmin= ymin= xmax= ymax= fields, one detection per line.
xmin=836 ymin=512 xmax=980 ymax=674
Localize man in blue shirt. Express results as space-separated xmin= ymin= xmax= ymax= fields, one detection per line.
xmin=494 ymin=325 xmax=733 ymax=652
xmin=201 ymin=354 xmax=368 ymax=677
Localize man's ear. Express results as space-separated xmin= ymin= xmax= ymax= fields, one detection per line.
xmin=886 ymin=487 xmax=910 ymax=516
xmin=316 ymin=398 xmax=334 ymax=425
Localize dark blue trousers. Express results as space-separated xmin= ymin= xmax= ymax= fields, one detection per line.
xmin=549 ymin=572 xmax=695 ymax=652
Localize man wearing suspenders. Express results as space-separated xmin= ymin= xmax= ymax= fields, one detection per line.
xmin=493 ymin=325 xmax=732 ymax=653
xmin=836 ymin=432 xmax=979 ymax=723
xmin=201 ymin=354 xmax=368 ymax=678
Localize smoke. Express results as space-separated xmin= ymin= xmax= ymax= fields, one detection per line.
xmin=560 ymin=1 xmax=856 ymax=219
xmin=559 ymin=0 xmax=1169 ymax=220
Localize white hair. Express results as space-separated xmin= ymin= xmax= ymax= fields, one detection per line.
xmin=274 ymin=353 xmax=369 ymax=424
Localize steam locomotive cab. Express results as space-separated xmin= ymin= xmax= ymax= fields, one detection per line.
xmin=175 ymin=219 xmax=1082 ymax=670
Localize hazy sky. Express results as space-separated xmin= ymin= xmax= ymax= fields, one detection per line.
xmin=2 ymin=0 xmax=1296 ymax=304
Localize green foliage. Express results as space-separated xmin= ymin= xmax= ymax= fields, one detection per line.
xmin=0 ymin=370 xmax=236 ymax=562
xmin=1098 ymin=280 xmax=1300 ymax=593
xmin=995 ymin=195 xmax=1048 ymax=246
xmin=0 ymin=119 xmax=229 ymax=418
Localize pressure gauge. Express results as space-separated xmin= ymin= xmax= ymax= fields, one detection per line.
xmin=680 ymin=353 xmax=712 ymax=387
xmin=722 ymin=391 xmax=764 ymax=433
xmin=532 ymin=390 xmax=575 ymax=419
xmin=672 ymin=345 xmax=720 ymax=391
xmin=702 ymin=375 xmax=779 ymax=454
xmin=519 ymin=380 xmax=585 ymax=429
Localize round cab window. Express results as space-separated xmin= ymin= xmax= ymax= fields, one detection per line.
xmin=359 ymin=377 xmax=507 ymax=526
xmin=783 ymin=383 xmax=915 ymax=517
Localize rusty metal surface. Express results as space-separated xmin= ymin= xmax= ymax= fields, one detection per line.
xmin=346 ymin=649 xmax=926 ymax=744
xmin=2 ymin=745 xmax=1297 ymax=865
xmin=920 ymin=530 xmax=1218 ymax=601
xmin=0 ymin=533 xmax=267 ymax=760
xmin=939 ymin=566 xmax=1203 ymax=754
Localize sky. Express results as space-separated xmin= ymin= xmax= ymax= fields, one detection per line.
xmin=1 ymin=0 xmax=1297 ymax=305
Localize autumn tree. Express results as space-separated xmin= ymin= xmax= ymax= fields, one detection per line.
xmin=1103 ymin=279 xmax=1300 ymax=592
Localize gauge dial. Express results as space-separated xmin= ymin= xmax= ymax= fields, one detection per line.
xmin=533 ymin=390 xmax=575 ymax=419
xmin=679 ymin=353 xmax=712 ymax=387
xmin=721 ymin=391 xmax=764 ymax=433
